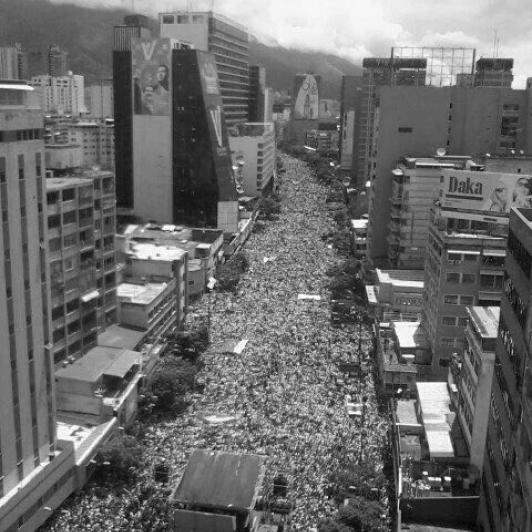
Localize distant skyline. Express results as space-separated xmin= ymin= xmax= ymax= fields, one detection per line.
xmin=50 ymin=0 xmax=532 ymax=88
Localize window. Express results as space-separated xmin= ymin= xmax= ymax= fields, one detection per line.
xmin=162 ymin=14 xmax=174 ymax=23
xmin=439 ymin=358 xmax=450 ymax=367
xmin=462 ymin=274 xmax=475 ymax=284
xmin=62 ymin=188 xmax=75 ymax=201
xmin=0 ymin=157 xmax=5 ymax=183
xmin=398 ymin=127 xmax=413 ymax=133
xmin=444 ymin=295 xmax=459 ymax=305
xmin=446 ymin=273 xmax=460 ymax=283
xmin=460 ymin=295 xmax=474 ymax=305
xmin=35 ymin=153 xmax=41 ymax=177
xmin=458 ymin=317 xmax=469 ymax=327
xmin=192 ymin=15 xmax=204 ymax=23
xmin=64 ymin=258 xmax=74 ymax=271
xmin=63 ymin=234 xmax=77 ymax=248
xmin=442 ymin=316 xmax=457 ymax=326
xmin=17 ymin=155 xmax=24 ymax=180
xmin=62 ymin=211 xmax=76 ymax=225
xmin=441 ymin=338 xmax=455 ymax=347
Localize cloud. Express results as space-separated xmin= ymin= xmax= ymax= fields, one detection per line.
xmin=49 ymin=0 xmax=532 ymax=87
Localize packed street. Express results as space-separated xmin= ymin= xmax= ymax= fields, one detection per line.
xmin=44 ymin=154 xmax=390 ymax=531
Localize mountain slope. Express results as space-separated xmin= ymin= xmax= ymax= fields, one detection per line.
xmin=0 ymin=0 xmax=361 ymax=98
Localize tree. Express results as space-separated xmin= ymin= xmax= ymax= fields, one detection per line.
xmin=260 ymin=197 xmax=281 ymax=220
xmin=216 ymin=251 xmax=250 ymax=292
xmin=338 ymin=497 xmax=387 ymax=532
xmin=318 ymin=518 xmax=354 ymax=532
xmin=96 ymin=435 xmax=144 ymax=482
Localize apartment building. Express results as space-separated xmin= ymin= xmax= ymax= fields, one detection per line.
xmin=228 ymin=122 xmax=275 ymax=196
xmin=0 ymin=80 xmax=77 ymax=532
xmin=478 ymin=207 xmax=532 ymax=532
xmin=30 ymin=73 xmax=87 ymax=116
xmin=159 ymin=10 xmax=250 ymax=126
xmin=388 ymin=156 xmax=478 ymax=269
xmin=450 ymin=306 xmax=498 ymax=475
xmin=46 ymin=170 xmax=117 ymax=366
xmin=68 ymin=119 xmax=115 ymax=169
xmin=423 ymin=206 xmax=507 ymax=377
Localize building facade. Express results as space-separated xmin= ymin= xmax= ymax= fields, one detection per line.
xmin=47 ymin=45 xmax=68 ymax=77
xmin=68 ymin=119 xmax=115 ymax=169
xmin=30 ymin=73 xmax=86 ymax=116
xmin=0 ymin=44 xmax=27 ymax=80
xmin=474 ymin=58 xmax=514 ymax=88
xmin=0 ymin=80 xmax=77 ymax=532
xmin=159 ymin=11 xmax=250 ymax=126
xmin=85 ymin=80 xmax=114 ymax=119
xmin=339 ymin=75 xmax=363 ymax=173
xmin=387 ymin=156 xmax=478 ymax=269
xmin=46 ymin=171 xmax=117 ymax=366
xmin=228 ymin=122 xmax=276 ymax=196
xmin=478 ymin=207 xmax=532 ymax=532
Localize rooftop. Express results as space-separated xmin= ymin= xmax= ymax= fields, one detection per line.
xmin=97 ymin=324 xmax=145 ymax=351
xmin=55 ymin=346 xmax=140 ymax=384
xmin=376 ymin=269 xmax=424 ymax=289
xmin=172 ymin=450 xmax=265 ymax=512
xmin=118 ymin=280 xmax=171 ymax=305
xmin=127 ymin=242 xmax=188 ymax=262
xmin=392 ymin=321 xmax=430 ymax=350
xmin=46 ymin=177 xmax=93 ymax=190
xmin=467 ymin=306 xmax=500 ymax=339
xmin=350 ymin=218 xmax=368 ymax=230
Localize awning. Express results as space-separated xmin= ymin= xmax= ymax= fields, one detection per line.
xmin=447 ymin=249 xmax=480 ymax=255
xmin=81 ymin=290 xmax=99 ymax=303
xmin=480 ymin=269 xmax=504 ymax=276
xmin=0 ymin=83 xmax=34 ymax=91
xmin=483 ymin=249 xmax=506 ymax=257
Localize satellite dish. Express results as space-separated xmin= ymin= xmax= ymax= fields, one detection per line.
xmin=436 ymin=148 xmax=447 ymax=157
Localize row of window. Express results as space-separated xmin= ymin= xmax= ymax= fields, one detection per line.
xmin=0 ymin=129 xmax=43 ymax=143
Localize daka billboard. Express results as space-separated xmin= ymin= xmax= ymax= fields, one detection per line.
xmin=293 ymin=74 xmax=319 ymax=120
xmin=132 ymin=39 xmax=171 ymax=116
xmin=440 ymin=170 xmax=532 ymax=214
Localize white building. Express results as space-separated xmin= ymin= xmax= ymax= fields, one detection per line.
xmin=68 ymin=119 xmax=114 ymax=169
xmin=228 ymin=123 xmax=276 ymax=196
xmin=30 ymin=73 xmax=87 ymax=116
xmin=85 ymin=81 xmax=113 ymax=119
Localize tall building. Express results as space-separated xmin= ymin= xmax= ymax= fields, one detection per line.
xmin=387 ymin=155 xmax=478 ymax=269
xmin=0 ymin=44 xmax=27 ymax=80
xmin=478 ymin=207 xmax=532 ymax=532
xmin=0 ymin=80 xmax=76 ymax=532
xmin=159 ymin=11 xmax=250 ymax=126
xmin=30 ymin=73 xmax=86 ymax=115
xmin=228 ymin=122 xmax=276 ymax=196
xmin=68 ymin=119 xmax=115 ymax=169
xmin=339 ymin=75 xmax=363 ymax=173
xmin=112 ymin=14 xmax=152 ymax=212
xmin=474 ymin=58 xmax=514 ymax=88
xmin=354 ymin=57 xmax=427 ymax=187
xmin=48 ymin=44 xmax=68 ymax=77
xmin=46 ymin=170 xmax=117 ymax=366
xmin=85 ymin=80 xmax=114 ymax=119
xmin=450 ymin=306 xmax=499 ymax=475
xmin=366 ymin=80 xmax=532 ymax=265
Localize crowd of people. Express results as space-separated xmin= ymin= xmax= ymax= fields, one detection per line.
xmin=44 ymin=154 xmax=390 ymax=531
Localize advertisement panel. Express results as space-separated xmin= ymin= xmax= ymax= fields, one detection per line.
xmin=440 ymin=170 xmax=532 ymax=214
xmin=293 ymin=74 xmax=319 ymax=120
xmin=132 ymin=39 xmax=171 ymax=116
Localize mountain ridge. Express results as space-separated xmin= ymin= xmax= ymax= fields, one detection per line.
xmin=0 ymin=0 xmax=362 ymax=99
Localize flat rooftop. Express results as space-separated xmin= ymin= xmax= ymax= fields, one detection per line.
xmin=173 ymin=450 xmax=265 ymax=512
xmin=468 ymin=306 xmax=500 ymax=338
xmin=350 ymin=218 xmax=368 ymax=230
xmin=127 ymin=241 xmax=187 ymax=262
xmin=55 ymin=346 xmax=140 ymax=383
xmin=118 ymin=280 xmax=171 ymax=305
xmin=46 ymin=177 xmax=93 ymax=190
xmin=97 ymin=324 xmax=145 ymax=351
xmin=376 ymin=269 xmax=424 ymax=289
xmin=392 ymin=321 xmax=430 ymax=350
xmin=396 ymin=399 xmax=419 ymax=426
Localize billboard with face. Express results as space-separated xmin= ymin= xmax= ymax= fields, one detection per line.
xmin=293 ymin=74 xmax=319 ymax=120
xmin=440 ymin=170 xmax=532 ymax=215
xmin=132 ymin=39 xmax=171 ymax=116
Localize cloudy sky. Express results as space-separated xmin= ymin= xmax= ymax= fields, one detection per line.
xmin=53 ymin=0 xmax=532 ymax=87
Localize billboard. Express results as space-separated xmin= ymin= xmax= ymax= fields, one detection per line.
xmin=440 ymin=170 xmax=532 ymax=214
xmin=293 ymin=74 xmax=319 ymax=120
xmin=132 ymin=39 xmax=171 ymax=116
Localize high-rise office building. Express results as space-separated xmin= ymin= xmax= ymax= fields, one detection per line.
xmin=159 ymin=11 xmax=250 ymax=126
xmin=339 ymin=75 xmax=363 ymax=173
xmin=474 ymin=58 xmax=514 ymax=88
xmin=478 ymin=207 xmax=532 ymax=532
xmin=0 ymin=80 xmax=76 ymax=532
xmin=0 ymin=44 xmax=27 ymax=80
xmin=112 ymin=15 xmax=152 ymax=212
xmin=85 ymin=79 xmax=114 ymax=119
xmin=48 ymin=44 xmax=68 ymax=77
